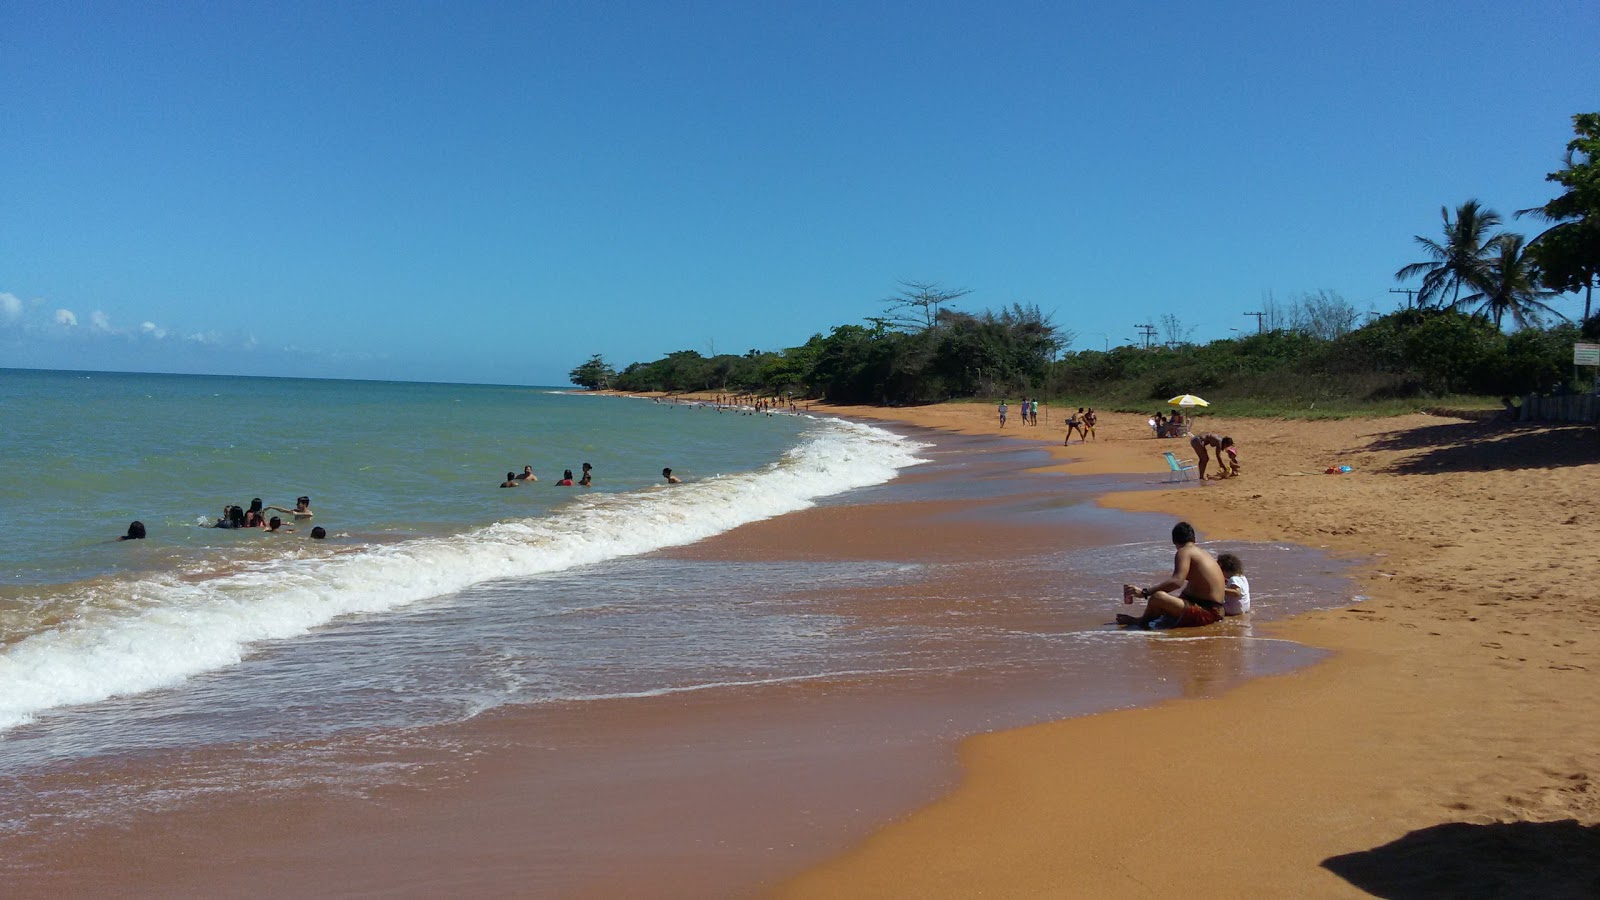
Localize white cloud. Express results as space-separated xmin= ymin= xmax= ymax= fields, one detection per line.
xmin=141 ymin=321 xmax=168 ymax=339
xmin=185 ymin=331 xmax=219 ymax=345
xmin=90 ymin=310 xmax=112 ymax=332
xmin=0 ymin=293 xmax=21 ymax=321
xmin=54 ymin=309 xmax=78 ymax=327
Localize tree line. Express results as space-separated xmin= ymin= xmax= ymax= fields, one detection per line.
xmin=572 ymin=114 xmax=1598 ymax=408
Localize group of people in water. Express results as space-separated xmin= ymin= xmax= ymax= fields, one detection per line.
xmin=211 ymin=497 xmax=324 ymax=537
xmin=119 ymin=495 xmax=324 ymax=543
xmin=501 ymin=462 xmax=683 ymax=488
xmin=1119 ymin=520 xmax=1252 ymax=630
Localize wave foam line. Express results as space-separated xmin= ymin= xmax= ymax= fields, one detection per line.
xmin=0 ymin=419 xmax=927 ymax=733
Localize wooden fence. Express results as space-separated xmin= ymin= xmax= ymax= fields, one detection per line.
xmin=1519 ymin=393 xmax=1600 ymax=424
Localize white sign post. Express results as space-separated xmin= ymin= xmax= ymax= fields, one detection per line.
xmin=1577 ymin=343 xmax=1600 ymax=394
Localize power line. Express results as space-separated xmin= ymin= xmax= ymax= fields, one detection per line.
xmin=1134 ymin=323 xmax=1157 ymax=349
xmin=1242 ymin=311 xmax=1265 ymax=333
xmin=1389 ymin=288 xmax=1418 ymax=309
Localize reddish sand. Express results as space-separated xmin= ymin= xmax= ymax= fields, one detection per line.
xmin=774 ymin=400 xmax=1600 ymax=897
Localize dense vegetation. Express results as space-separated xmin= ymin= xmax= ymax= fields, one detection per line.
xmin=571 ymin=114 xmax=1599 ymax=415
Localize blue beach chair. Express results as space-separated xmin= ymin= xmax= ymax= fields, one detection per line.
xmin=1162 ymin=451 xmax=1198 ymax=482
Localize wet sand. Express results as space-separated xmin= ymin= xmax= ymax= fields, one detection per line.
xmin=778 ymin=401 xmax=1600 ymax=897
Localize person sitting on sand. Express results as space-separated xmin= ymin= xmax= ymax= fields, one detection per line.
xmin=266 ymin=516 xmax=294 ymax=533
xmin=120 ymin=521 xmax=146 ymax=541
xmin=266 ymin=496 xmax=314 ymax=518
xmin=1152 ymin=412 xmax=1168 ymax=437
xmin=556 ymin=469 xmax=574 ymax=486
xmin=1118 ymin=521 xmax=1227 ymax=629
xmin=517 ymin=465 xmax=538 ymax=482
xmin=1218 ymin=553 xmax=1251 ymax=616
xmin=579 ymin=462 xmax=593 ymax=487
xmin=500 ymin=471 xmax=520 ymax=488
xmin=1189 ymin=433 xmax=1226 ymax=480
xmin=662 ymin=467 xmax=681 ymax=484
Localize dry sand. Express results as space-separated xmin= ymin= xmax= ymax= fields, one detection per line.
xmin=773 ymin=400 xmax=1600 ymax=897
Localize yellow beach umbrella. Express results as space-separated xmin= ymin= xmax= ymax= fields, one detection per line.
xmin=1167 ymin=394 xmax=1210 ymax=408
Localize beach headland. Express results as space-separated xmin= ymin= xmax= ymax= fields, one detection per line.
xmin=776 ymin=400 xmax=1600 ymax=896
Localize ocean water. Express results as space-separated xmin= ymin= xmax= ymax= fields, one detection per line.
xmin=0 ymin=369 xmax=926 ymax=743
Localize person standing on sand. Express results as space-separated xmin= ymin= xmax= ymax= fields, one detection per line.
xmin=1190 ymin=433 xmax=1226 ymax=480
xmin=1084 ymin=408 xmax=1098 ymax=441
xmin=1118 ymin=521 xmax=1227 ymax=629
xmin=1064 ymin=408 xmax=1082 ymax=444
xmin=998 ymin=400 xmax=1009 ymax=428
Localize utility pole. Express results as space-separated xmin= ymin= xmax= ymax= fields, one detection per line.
xmin=1389 ymin=288 xmax=1418 ymax=309
xmin=1135 ymin=323 xmax=1157 ymax=349
xmin=1242 ymin=311 xmax=1265 ymax=333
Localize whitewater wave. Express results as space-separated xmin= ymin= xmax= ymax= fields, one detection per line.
xmin=0 ymin=419 xmax=928 ymax=733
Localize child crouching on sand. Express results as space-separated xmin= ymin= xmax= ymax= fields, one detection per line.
xmin=1218 ymin=553 xmax=1251 ymax=616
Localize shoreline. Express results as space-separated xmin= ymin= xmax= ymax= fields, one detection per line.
xmin=776 ymin=401 xmax=1600 ymax=896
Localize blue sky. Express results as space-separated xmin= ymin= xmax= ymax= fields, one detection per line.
xmin=3 ymin=1 xmax=1597 ymax=385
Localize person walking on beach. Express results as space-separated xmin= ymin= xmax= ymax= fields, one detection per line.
xmin=998 ymin=400 xmax=1009 ymax=428
xmin=1118 ymin=521 xmax=1227 ymax=629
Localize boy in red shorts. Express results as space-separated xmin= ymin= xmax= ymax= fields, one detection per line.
xmin=1117 ymin=521 xmax=1227 ymax=629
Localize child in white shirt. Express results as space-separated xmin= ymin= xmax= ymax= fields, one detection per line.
xmin=1218 ymin=553 xmax=1251 ymax=616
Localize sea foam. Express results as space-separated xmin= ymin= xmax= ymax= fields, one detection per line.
xmin=0 ymin=418 xmax=927 ymax=733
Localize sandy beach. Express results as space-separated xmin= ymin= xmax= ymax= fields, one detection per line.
xmin=6 ymin=393 xmax=1597 ymax=897
xmin=775 ymin=400 xmax=1600 ymax=897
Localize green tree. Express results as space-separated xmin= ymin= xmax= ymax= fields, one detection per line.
xmin=1456 ymin=234 xmax=1564 ymax=330
xmin=1523 ymin=112 xmax=1600 ymax=320
xmin=1395 ymin=200 xmax=1503 ymax=308
xmin=567 ymin=354 xmax=616 ymax=390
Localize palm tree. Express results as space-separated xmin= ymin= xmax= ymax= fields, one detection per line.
xmin=1395 ymin=200 xmax=1503 ymax=308
xmin=1455 ymin=234 xmax=1565 ymax=329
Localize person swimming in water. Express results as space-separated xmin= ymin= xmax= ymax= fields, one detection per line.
xmin=266 ymin=496 xmax=314 ymax=518
xmin=517 ymin=465 xmax=538 ymax=482
xmin=119 ymin=521 xmax=146 ymax=540
xmin=500 ymin=471 xmax=520 ymax=488
xmin=579 ymin=462 xmax=593 ymax=487
xmin=310 ymin=526 xmax=327 ymax=539
xmin=556 ymin=469 xmax=574 ymax=486
xmin=662 ymin=467 xmax=681 ymax=484
xmin=265 ymin=516 xmax=294 ymax=533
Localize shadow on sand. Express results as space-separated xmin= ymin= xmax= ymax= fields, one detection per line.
xmin=1367 ymin=420 xmax=1600 ymax=475
xmin=1322 ymin=820 xmax=1600 ymax=899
